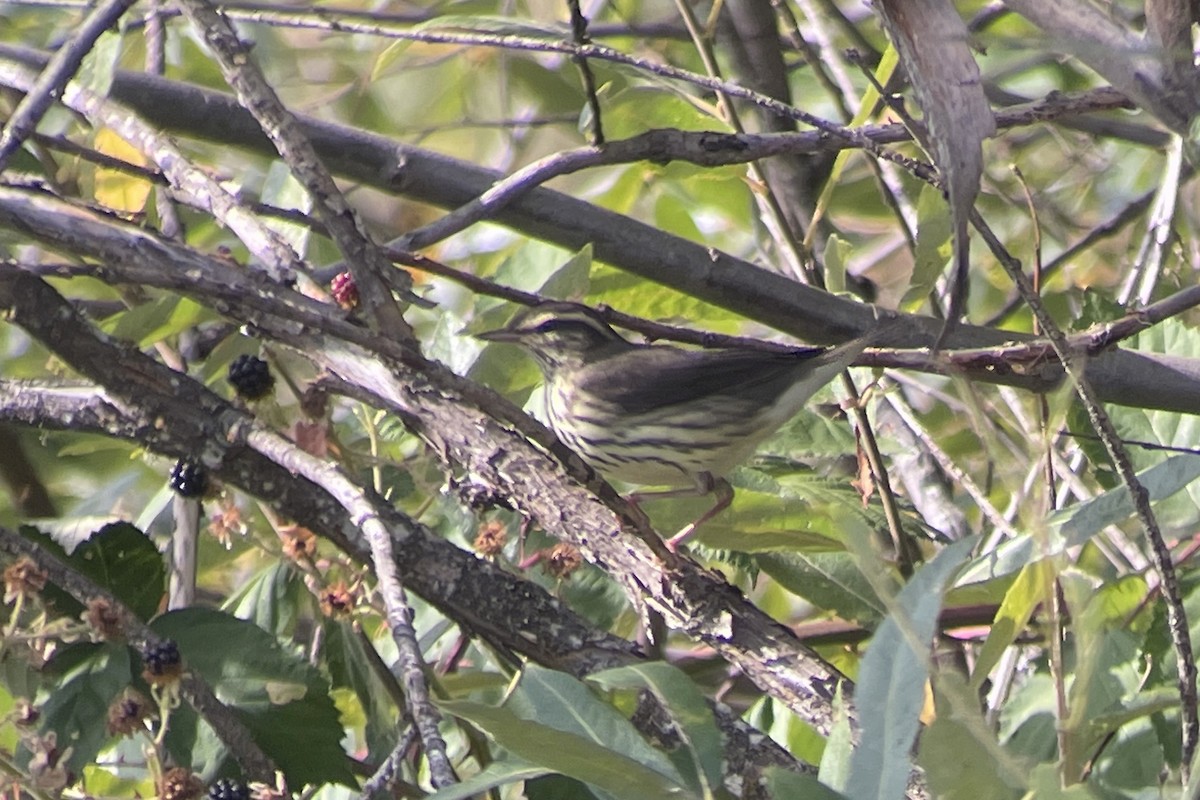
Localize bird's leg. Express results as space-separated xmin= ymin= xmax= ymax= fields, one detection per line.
xmin=663 ymin=474 xmax=734 ymax=552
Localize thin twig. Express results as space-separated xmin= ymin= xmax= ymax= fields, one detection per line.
xmin=0 ymin=0 xmax=136 ymax=170
xmin=971 ymin=209 xmax=1199 ymax=777
xmin=565 ymin=0 xmax=603 ymax=145
xmin=172 ymin=0 xmax=418 ymax=338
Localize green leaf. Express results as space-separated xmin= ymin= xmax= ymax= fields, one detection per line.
xmin=956 ymin=453 xmax=1200 ymax=586
xmin=539 ymin=244 xmax=594 ymax=300
xmin=969 ymin=560 xmax=1052 ymax=692
xmin=20 ymin=522 xmax=163 ymax=621
xmin=152 ymin=608 xmax=354 ymax=787
xmin=507 ymin=665 xmax=684 ymax=785
xmin=323 ymin=619 xmax=397 ymax=763
xmin=438 ymin=697 xmax=692 ymax=800
xmin=104 ymin=294 xmax=215 ymax=349
xmin=818 ymin=688 xmax=855 ymax=792
xmin=71 ymin=521 xmax=164 ymax=621
xmin=77 ymin=28 xmax=122 ymax=97
xmin=845 ymin=538 xmax=975 ymax=800
xmin=764 ymin=768 xmax=849 ymax=799
xmin=902 ymin=182 xmax=953 ymax=309
xmin=37 ymin=642 xmax=134 ymax=776
xmin=588 ymin=662 xmax=723 ymax=795
xmin=423 ymin=759 xmax=552 ymax=800
xmin=261 ymin=161 xmax=312 ymax=255
xmin=223 ymin=561 xmax=305 ymax=637
xmin=756 ymin=551 xmax=884 ymax=624
xmin=823 ymin=234 xmax=852 ymax=295
xmin=917 ymin=672 xmax=1030 ymax=799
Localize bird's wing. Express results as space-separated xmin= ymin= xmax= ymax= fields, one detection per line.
xmin=574 ymin=345 xmax=830 ymax=415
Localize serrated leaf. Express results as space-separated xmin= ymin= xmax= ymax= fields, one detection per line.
xmin=19 ymin=522 xmax=163 ymax=621
xmin=846 ymin=538 xmax=975 ymax=800
xmin=37 ymin=642 xmax=134 ymax=776
xmin=152 ymin=608 xmax=354 ymax=787
xmin=71 ymin=521 xmax=164 ymax=621
xmin=323 ymin=619 xmax=397 ymax=762
xmin=223 ymin=561 xmax=305 ymax=636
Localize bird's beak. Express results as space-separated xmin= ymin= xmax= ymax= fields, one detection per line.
xmin=475 ymin=328 xmax=521 ymax=343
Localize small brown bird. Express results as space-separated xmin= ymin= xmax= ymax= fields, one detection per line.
xmin=479 ymin=303 xmax=865 ymax=549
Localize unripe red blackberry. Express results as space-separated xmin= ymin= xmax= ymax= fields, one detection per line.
xmin=330 ymin=271 xmax=358 ymax=309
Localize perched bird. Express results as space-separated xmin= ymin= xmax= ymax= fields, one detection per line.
xmin=478 ymin=302 xmax=866 ymax=550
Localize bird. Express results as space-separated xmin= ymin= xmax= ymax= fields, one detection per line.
xmin=477 ymin=302 xmax=867 ymax=550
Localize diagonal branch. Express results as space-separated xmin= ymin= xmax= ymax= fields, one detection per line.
xmin=171 ymin=0 xmax=417 ymax=338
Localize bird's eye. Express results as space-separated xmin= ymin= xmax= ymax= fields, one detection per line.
xmin=534 ymin=320 xmax=559 ymax=333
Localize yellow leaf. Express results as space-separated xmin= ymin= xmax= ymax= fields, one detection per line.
xmin=93 ymin=127 xmax=152 ymax=213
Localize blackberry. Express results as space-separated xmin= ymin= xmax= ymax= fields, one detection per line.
xmin=169 ymin=459 xmax=208 ymax=498
xmin=227 ymin=355 xmax=274 ymax=400
xmin=142 ymin=639 xmax=183 ymax=682
xmin=206 ymin=778 xmax=250 ymax=800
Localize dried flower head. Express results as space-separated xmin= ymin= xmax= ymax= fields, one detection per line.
xmin=544 ymin=543 xmax=583 ymax=581
xmin=27 ymin=731 xmax=71 ymax=792
xmin=106 ymin=688 xmax=153 ymax=737
xmin=318 ymin=580 xmax=355 ymax=619
xmin=11 ymin=698 xmax=39 ymax=728
xmin=3 ymin=557 xmax=47 ymax=604
xmin=84 ymin=597 xmax=123 ymax=641
xmin=473 ymin=520 xmax=508 ymax=557
xmin=208 ymin=502 xmax=247 ymax=549
xmin=280 ymin=525 xmax=318 ymax=562
xmin=160 ymin=767 xmax=205 ymax=800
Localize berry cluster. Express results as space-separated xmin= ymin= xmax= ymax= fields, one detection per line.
xmin=228 ymin=355 xmax=274 ymax=400
xmin=169 ymin=459 xmax=208 ymax=498
xmin=330 ymin=271 xmax=358 ymax=309
xmin=207 ymin=778 xmax=250 ymax=800
xmin=142 ymin=639 xmax=182 ymax=682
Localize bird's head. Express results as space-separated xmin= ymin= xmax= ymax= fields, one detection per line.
xmin=476 ymin=302 xmax=632 ymax=375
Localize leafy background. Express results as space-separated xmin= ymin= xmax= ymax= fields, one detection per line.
xmin=2 ymin=1 xmax=1200 ymax=799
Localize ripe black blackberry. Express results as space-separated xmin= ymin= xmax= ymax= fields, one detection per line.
xmin=169 ymin=459 xmax=208 ymax=498
xmin=142 ymin=639 xmax=183 ymax=682
xmin=207 ymin=778 xmax=250 ymax=800
xmin=227 ymin=354 xmax=274 ymax=400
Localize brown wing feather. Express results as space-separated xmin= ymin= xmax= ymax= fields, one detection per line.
xmin=573 ymin=345 xmax=830 ymax=415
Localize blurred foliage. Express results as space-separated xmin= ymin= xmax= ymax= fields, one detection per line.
xmin=1 ymin=1 xmax=1199 ymax=799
